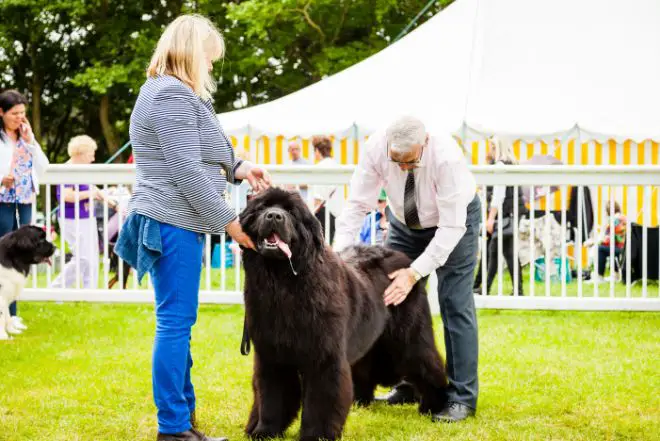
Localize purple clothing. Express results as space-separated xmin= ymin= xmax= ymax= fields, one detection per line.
xmin=57 ymin=184 xmax=92 ymax=219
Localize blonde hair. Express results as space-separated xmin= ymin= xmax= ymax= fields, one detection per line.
xmin=67 ymin=135 xmax=97 ymax=157
xmin=488 ymin=136 xmax=518 ymax=164
xmin=147 ymin=14 xmax=225 ymax=101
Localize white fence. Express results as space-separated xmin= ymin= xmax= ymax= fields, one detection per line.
xmin=21 ymin=164 xmax=660 ymax=311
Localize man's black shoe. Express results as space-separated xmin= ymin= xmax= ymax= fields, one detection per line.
xmin=432 ymin=402 xmax=476 ymax=423
xmin=373 ymin=384 xmax=418 ymax=405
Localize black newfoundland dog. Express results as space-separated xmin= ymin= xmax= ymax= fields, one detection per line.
xmin=240 ymin=188 xmax=448 ymax=441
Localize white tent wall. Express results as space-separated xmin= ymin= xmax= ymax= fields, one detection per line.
xmin=220 ymin=0 xmax=660 ymax=227
xmin=218 ymin=0 xmax=660 ymax=142
xmin=219 ymin=0 xmax=660 ymax=142
xmin=465 ymin=0 xmax=660 ymax=142
xmin=219 ymin=0 xmax=476 ymax=137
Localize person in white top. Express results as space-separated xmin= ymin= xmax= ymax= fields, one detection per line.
xmin=334 ymin=116 xmax=480 ymax=423
xmin=312 ymin=135 xmax=343 ymax=243
xmin=0 ymin=89 xmax=49 ymax=332
xmin=285 ymin=140 xmax=310 ymax=201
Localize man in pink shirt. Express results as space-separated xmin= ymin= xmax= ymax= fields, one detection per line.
xmin=334 ymin=116 xmax=480 ymax=423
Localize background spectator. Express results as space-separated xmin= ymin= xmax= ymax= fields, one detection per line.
xmin=0 ymin=89 xmax=49 ymax=330
xmin=286 ymin=139 xmax=310 ymax=201
xmin=474 ymin=136 xmax=527 ymax=295
xmin=312 ymin=135 xmax=342 ymax=243
xmin=51 ymin=135 xmax=113 ymax=289
xmin=359 ymin=188 xmax=389 ymax=245
xmin=592 ymin=201 xmax=627 ymax=283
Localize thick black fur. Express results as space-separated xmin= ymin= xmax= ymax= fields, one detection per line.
xmin=0 ymin=225 xmax=56 ymax=275
xmin=240 ymin=188 xmax=447 ymax=441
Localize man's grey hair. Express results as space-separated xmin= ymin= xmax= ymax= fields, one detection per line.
xmin=386 ymin=116 xmax=427 ymax=154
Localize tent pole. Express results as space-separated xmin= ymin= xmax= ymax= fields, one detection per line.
xmin=393 ymin=0 xmax=439 ymax=43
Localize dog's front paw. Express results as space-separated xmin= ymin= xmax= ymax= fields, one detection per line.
xmin=0 ymin=332 xmax=12 ymax=340
xmin=247 ymin=424 xmax=284 ymax=440
xmin=6 ymin=326 xmax=22 ymax=335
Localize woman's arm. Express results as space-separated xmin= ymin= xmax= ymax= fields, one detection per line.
xmin=234 ymin=160 xmax=271 ymax=194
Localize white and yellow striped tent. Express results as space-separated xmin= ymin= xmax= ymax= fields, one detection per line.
xmin=229 ymin=135 xmax=659 ymax=227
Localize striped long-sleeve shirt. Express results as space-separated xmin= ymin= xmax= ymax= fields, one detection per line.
xmin=128 ymin=75 xmax=242 ymax=234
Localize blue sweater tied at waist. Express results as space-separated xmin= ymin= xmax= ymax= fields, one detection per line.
xmin=115 ymin=212 xmax=162 ymax=283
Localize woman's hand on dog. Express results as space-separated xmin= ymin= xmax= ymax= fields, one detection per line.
xmin=246 ymin=166 xmax=272 ymax=194
xmin=384 ymin=268 xmax=417 ymax=306
xmin=226 ymin=219 xmax=256 ymax=250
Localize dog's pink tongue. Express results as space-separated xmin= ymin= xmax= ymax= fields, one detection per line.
xmin=271 ymin=233 xmax=292 ymax=259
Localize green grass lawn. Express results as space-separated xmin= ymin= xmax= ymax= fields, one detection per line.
xmin=1 ymin=304 xmax=658 ymax=441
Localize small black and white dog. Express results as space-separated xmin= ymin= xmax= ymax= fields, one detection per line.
xmin=0 ymin=226 xmax=55 ymax=340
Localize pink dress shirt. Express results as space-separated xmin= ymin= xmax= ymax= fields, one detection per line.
xmin=334 ymin=130 xmax=476 ymax=277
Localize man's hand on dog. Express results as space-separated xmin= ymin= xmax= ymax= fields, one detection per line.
xmin=384 ymin=268 xmax=417 ymax=306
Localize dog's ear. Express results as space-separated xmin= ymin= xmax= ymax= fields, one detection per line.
xmin=289 ymin=192 xmax=325 ymax=254
xmin=239 ymin=194 xmax=261 ymax=240
xmin=15 ymin=234 xmax=39 ymax=253
xmin=0 ymin=228 xmax=38 ymax=260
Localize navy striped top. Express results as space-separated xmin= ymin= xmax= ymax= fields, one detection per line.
xmin=128 ymin=75 xmax=242 ymax=234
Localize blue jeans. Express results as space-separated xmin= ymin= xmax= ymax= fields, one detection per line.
xmin=0 ymin=202 xmax=33 ymax=316
xmin=150 ymin=223 xmax=204 ymax=434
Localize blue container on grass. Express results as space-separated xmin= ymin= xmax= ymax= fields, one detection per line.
xmin=534 ymin=256 xmax=571 ymax=283
xmin=211 ymin=242 xmax=234 ymax=268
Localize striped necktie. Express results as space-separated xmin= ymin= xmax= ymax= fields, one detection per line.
xmin=404 ymin=170 xmax=422 ymax=229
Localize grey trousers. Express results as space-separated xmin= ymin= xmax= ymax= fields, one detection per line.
xmin=385 ymin=195 xmax=481 ymax=409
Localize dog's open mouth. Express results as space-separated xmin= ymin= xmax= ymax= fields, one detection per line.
xmin=42 ymin=257 xmax=53 ymax=266
xmin=263 ymin=232 xmax=292 ymax=259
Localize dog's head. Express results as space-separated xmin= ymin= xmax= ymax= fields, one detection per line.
xmin=0 ymin=225 xmax=56 ymax=274
xmin=240 ymin=188 xmax=325 ymax=266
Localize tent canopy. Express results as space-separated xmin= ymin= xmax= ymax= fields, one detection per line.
xmin=218 ymin=0 xmax=660 ymax=143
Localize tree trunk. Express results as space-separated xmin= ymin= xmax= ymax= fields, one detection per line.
xmin=99 ymin=94 xmax=120 ymax=159
xmin=28 ymin=37 xmax=42 ymax=142
xmin=31 ymin=78 xmax=42 ymax=141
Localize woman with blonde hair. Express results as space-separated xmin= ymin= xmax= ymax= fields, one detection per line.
xmin=115 ymin=14 xmax=270 ymax=441
xmin=474 ymin=136 xmax=527 ymax=295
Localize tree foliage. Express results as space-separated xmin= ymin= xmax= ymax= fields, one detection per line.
xmin=0 ymin=0 xmax=453 ymax=162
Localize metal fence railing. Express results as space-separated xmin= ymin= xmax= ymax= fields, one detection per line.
xmin=21 ymin=164 xmax=660 ymax=311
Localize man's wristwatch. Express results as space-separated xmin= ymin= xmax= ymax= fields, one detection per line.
xmin=410 ymin=267 xmax=423 ymax=282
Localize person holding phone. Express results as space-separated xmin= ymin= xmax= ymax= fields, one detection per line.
xmin=0 ymin=89 xmax=49 ymax=330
